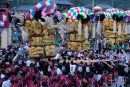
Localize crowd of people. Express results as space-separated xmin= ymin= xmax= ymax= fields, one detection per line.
xmin=0 ymin=42 xmax=129 ymax=87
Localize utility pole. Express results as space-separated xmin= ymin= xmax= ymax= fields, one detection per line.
xmin=17 ymin=0 xmax=20 ymax=7
xmin=92 ymin=0 xmax=95 ymax=11
xmin=112 ymin=0 xmax=114 ymax=7
xmin=92 ymin=0 xmax=95 ymax=7
xmin=21 ymin=0 xmax=23 ymax=6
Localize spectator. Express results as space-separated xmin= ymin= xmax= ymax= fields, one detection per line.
xmin=54 ymin=64 xmax=62 ymax=75
xmin=2 ymin=76 xmax=11 ymax=87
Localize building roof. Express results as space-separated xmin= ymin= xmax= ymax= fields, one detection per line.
xmin=85 ymin=4 xmax=113 ymax=9
xmin=98 ymin=4 xmax=113 ymax=9
xmin=54 ymin=0 xmax=73 ymax=5
xmin=11 ymin=5 xmax=34 ymax=11
xmin=85 ymin=4 xmax=92 ymax=9
xmin=11 ymin=0 xmax=73 ymax=11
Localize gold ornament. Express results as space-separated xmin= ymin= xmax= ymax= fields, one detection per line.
xmin=32 ymin=20 xmax=42 ymax=34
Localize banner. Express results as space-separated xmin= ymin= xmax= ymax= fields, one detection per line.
xmin=0 ymin=12 xmax=9 ymax=28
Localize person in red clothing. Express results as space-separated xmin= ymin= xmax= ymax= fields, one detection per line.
xmin=100 ymin=72 xmax=108 ymax=87
xmin=87 ymin=77 xmax=99 ymax=87
xmin=20 ymin=71 xmax=26 ymax=86
xmin=75 ymin=75 xmax=83 ymax=87
xmin=26 ymin=75 xmax=40 ymax=87
xmin=1 ymin=3 xmax=12 ymax=23
xmin=49 ymin=66 xmax=57 ymax=78
xmin=34 ymin=68 xmax=40 ymax=80
xmin=50 ymin=82 xmax=59 ymax=87
xmin=26 ymin=79 xmax=35 ymax=87
xmin=72 ymin=71 xmax=83 ymax=87
xmin=25 ymin=67 xmax=35 ymax=86
xmin=48 ymin=58 xmax=53 ymax=67
xmin=107 ymin=73 xmax=113 ymax=86
xmin=0 ymin=78 xmax=3 ymax=87
xmin=58 ymin=72 xmax=72 ymax=87
xmin=11 ymin=79 xmax=18 ymax=87
xmin=18 ymin=79 xmax=23 ymax=87
xmin=42 ymin=72 xmax=53 ymax=87
xmin=26 ymin=11 xmax=31 ymax=20
xmin=100 ymin=72 xmax=113 ymax=87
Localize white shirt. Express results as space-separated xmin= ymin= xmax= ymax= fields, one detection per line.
xmin=118 ymin=53 xmax=122 ymax=59
xmin=86 ymin=67 xmax=90 ymax=72
xmin=18 ymin=46 xmax=29 ymax=52
xmin=18 ymin=47 xmax=24 ymax=51
xmin=56 ymin=68 xmax=62 ymax=75
xmin=40 ymin=71 xmax=44 ymax=78
xmin=109 ymin=53 xmax=114 ymax=60
xmin=67 ymin=51 xmax=72 ymax=56
xmin=126 ymin=53 xmax=130 ymax=63
xmin=18 ymin=60 xmax=23 ymax=65
xmin=26 ymin=60 xmax=31 ymax=67
xmin=48 ymin=66 xmax=51 ymax=72
xmin=78 ymin=66 xmax=83 ymax=72
xmin=24 ymin=45 xmax=29 ymax=51
xmin=17 ymin=47 xmax=27 ymax=56
xmin=36 ymin=62 xmax=40 ymax=67
xmin=70 ymin=64 xmax=76 ymax=75
xmin=0 ymin=74 xmax=5 ymax=79
xmin=55 ymin=53 xmax=61 ymax=59
xmin=2 ymin=80 xmax=11 ymax=87
xmin=77 ymin=53 xmax=84 ymax=58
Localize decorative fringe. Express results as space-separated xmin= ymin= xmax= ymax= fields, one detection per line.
xmin=78 ymin=20 xmax=82 ymax=35
xmin=118 ymin=22 xmax=121 ymax=35
xmin=84 ymin=24 xmax=88 ymax=39
xmin=92 ymin=23 xmax=96 ymax=38
xmin=97 ymin=21 xmax=101 ymax=36
xmin=125 ymin=23 xmax=128 ymax=35
xmin=113 ymin=20 xmax=116 ymax=33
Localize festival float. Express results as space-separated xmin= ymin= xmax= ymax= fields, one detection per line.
xmin=24 ymin=0 xmax=130 ymax=58
xmin=25 ymin=0 xmax=57 ymax=58
xmin=103 ymin=8 xmax=127 ymax=44
xmin=25 ymin=0 xmax=92 ymax=58
xmin=67 ymin=7 xmax=90 ymax=51
xmin=124 ymin=10 xmax=130 ymax=40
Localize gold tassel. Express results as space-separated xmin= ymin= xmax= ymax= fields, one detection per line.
xmin=113 ymin=20 xmax=116 ymax=33
xmin=118 ymin=22 xmax=121 ymax=35
xmin=92 ymin=23 xmax=96 ymax=38
xmin=78 ymin=20 xmax=82 ymax=35
xmin=84 ymin=24 xmax=88 ymax=39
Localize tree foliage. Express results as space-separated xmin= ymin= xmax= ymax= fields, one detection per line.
xmin=0 ymin=0 xmax=129 ymax=10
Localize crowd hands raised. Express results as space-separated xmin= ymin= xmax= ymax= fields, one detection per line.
xmin=0 ymin=42 xmax=130 ymax=87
